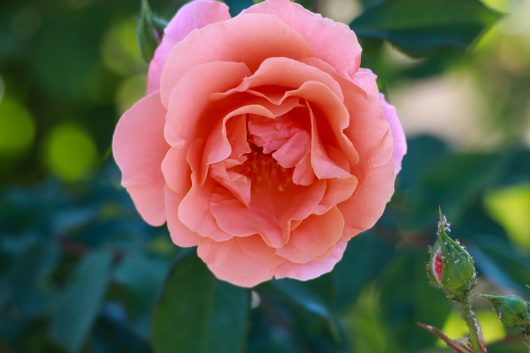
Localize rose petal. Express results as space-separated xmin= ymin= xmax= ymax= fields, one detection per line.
xmin=303 ymin=58 xmax=397 ymax=237
xmin=210 ymin=187 xmax=284 ymax=248
xmin=178 ymin=177 xmax=232 ymax=241
xmin=274 ymin=240 xmax=348 ymax=281
xmin=381 ymin=94 xmax=407 ymax=174
xmin=198 ymin=237 xmax=285 ymax=287
xmin=338 ymin=131 xmax=395 ymax=238
xmin=147 ymin=0 xmax=231 ymax=93
xmin=112 ymin=92 xmax=168 ymax=226
xmin=276 ymin=207 xmax=344 ymax=263
xmin=220 ymin=57 xmax=344 ymax=100
xmin=164 ymin=61 xmax=251 ymax=147
xmin=314 ymin=177 xmax=358 ymax=215
xmin=244 ymin=0 xmax=362 ymax=78
xmin=165 ymin=186 xmax=201 ymax=247
xmin=201 ymin=99 xmax=301 ymax=183
xmin=160 ymin=13 xmax=313 ymax=106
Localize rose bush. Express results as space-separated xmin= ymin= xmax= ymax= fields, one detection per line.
xmin=113 ymin=0 xmax=406 ymax=287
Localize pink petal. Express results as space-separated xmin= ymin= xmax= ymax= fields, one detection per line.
xmin=231 ymin=57 xmax=344 ymax=100
xmin=244 ymin=0 xmax=362 ymax=78
xmin=201 ymin=99 xmax=300 ymax=183
xmin=314 ymin=177 xmax=358 ymax=215
xmin=112 ymin=92 xmax=168 ymax=226
xmin=164 ymin=61 xmax=251 ymax=147
xmin=274 ymin=240 xmax=348 ymax=281
xmin=147 ymin=0 xmax=231 ymax=93
xmin=160 ymin=13 xmax=313 ymax=107
xmin=308 ymin=103 xmax=353 ymax=180
xmin=198 ymin=237 xmax=285 ymax=287
xmin=178 ymin=177 xmax=232 ymax=242
xmin=276 ymin=207 xmax=345 ymax=264
xmin=210 ymin=187 xmax=284 ymax=248
xmin=338 ymin=131 xmax=395 ymax=238
xmin=164 ymin=186 xmax=201 ymax=247
xmin=381 ymin=94 xmax=407 ymax=174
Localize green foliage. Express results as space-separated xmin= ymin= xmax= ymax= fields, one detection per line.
xmin=152 ymin=255 xmax=250 ymax=353
xmin=351 ymin=0 xmax=501 ymax=56
xmin=50 ymin=251 xmax=113 ymax=353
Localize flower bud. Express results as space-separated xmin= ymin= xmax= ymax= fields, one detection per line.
xmin=482 ymin=294 xmax=530 ymax=335
xmin=137 ymin=0 xmax=165 ymax=62
xmin=427 ymin=211 xmax=477 ymax=302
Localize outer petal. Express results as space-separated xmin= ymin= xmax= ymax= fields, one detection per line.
xmin=160 ymin=13 xmax=313 ymax=106
xmin=197 ymin=237 xmax=285 ymax=287
xmin=243 ymin=0 xmax=362 ymax=77
xmin=112 ymin=92 xmax=168 ymax=226
xmin=381 ymin=94 xmax=407 ymax=174
xmin=274 ymin=240 xmax=348 ymax=281
xmin=147 ymin=0 xmax=231 ymax=93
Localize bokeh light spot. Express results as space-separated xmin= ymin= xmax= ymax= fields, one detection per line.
xmin=115 ymin=74 xmax=146 ymax=114
xmin=0 ymin=97 xmax=35 ymax=155
xmin=442 ymin=310 xmax=505 ymax=345
xmin=485 ymin=184 xmax=530 ymax=251
xmin=101 ymin=18 xmax=146 ymax=76
xmin=44 ymin=124 xmax=97 ymax=182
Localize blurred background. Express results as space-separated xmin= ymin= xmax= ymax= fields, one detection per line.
xmin=0 ymin=0 xmax=529 ymax=352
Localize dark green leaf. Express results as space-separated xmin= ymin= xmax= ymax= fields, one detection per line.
xmin=379 ymin=249 xmax=451 ymax=352
xmin=50 ymin=250 xmax=113 ymax=353
xmin=333 ymin=232 xmax=395 ymax=309
xmin=152 ymin=255 xmax=249 ymax=353
xmin=113 ymin=252 xmax=169 ymax=321
xmin=351 ymin=0 xmax=501 ymax=57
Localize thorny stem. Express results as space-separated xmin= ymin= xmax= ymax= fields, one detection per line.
xmin=460 ymin=298 xmax=487 ymax=353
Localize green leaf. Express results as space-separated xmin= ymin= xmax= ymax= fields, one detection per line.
xmin=333 ymin=232 xmax=395 ymax=309
xmin=152 ymin=255 xmax=250 ymax=353
xmin=470 ymin=237 xmax=530 ymax=296
xmin=351 ymin=0 xmax=501 ymax=57
xmin=379 ymin=249 xmax=452 ymax=352
xmin=113 ymin=252 xmax=170 ymax=321
xmin=267 ymin=277 xmax=342 ymax=344
xmin=50 ymin=250 xmax=113 ymax=353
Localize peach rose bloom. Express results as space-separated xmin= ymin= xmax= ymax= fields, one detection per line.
xmin=113 ymin=0 xmax=407 ymax=287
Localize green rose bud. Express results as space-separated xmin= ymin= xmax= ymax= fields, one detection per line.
xmin=137 ymin=0 xmax=165 ymax=62
xmin=427 ymin=211 xmax=477 ymax=302
xmin=482 ymin=294 xmax=530 ymax=335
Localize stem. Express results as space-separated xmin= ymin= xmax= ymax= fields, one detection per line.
xmin=460 ymin=298 xmax=487 ymax=353
xmin=417 ymin=322 xmax=473 ymax=353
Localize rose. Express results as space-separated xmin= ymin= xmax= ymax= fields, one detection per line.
xmin=113 ymin=0 xmax=407 ymax=287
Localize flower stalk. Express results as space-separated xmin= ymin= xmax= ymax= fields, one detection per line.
xmin=460 ymin=298 xmax=487 ymax=353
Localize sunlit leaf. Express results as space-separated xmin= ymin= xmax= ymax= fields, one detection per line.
xmin=351 ymin=0 xmax=501 ymax=57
